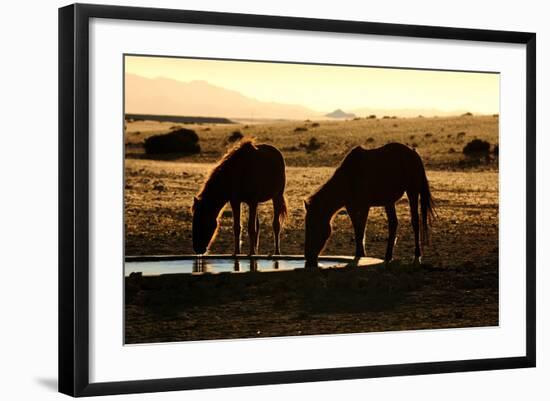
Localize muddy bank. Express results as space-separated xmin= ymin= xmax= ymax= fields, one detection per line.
xmin=125 ymin=260 xmax=498 ymax=344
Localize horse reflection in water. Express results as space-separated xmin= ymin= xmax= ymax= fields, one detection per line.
xmin=231 ymin=259 xmax=280 ymax=272
xmin=193 ymin=257 xmax=210 ymax=273
xmin=193 ymin=258 xmax=282 ymax=273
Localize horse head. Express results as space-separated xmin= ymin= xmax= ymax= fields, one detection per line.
xmin=192 ymin=196 xmax=220 ymax=254
xmin=304 ymin=200 xmax=332 ymax=268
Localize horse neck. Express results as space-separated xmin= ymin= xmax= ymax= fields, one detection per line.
xmin=200 ymin=172 xmax=231 ymax=212
xmin=311 ymin=173 xmax=347 ymax=219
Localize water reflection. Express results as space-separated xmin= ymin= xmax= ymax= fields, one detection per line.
xmin=196 ymin=258 xmax=286 ymax=273
xmin=126 ymin=257 xmax=323 ymax=277
xmin=192 ymin=257 xmax=211 ymax=273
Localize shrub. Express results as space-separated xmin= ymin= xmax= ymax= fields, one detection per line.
xmin=461 ymin=112 xmax=473 ymax=117
xmin=463 ymin=139 xmax=490 ymax=157
xmin=366 ymin=137 xmax=375 ymax=143
xmin=425 ymin=132 xmax=433 ymax=138
xmin=294 ymin=127 xmax=308 ymax=132
xmin=144 ymin=128 xmax=200 ymax=155
xmin=227 ymin=130 xmax=244 ymax=142
xmin=382 ymin=115 xmax=391 ymax=119
xmin=311 ymin=122 xmax=320 ymax=128
xmin=449 ymin=147 xmax=456 ymax=153
xmin=456 ymin=131 xmax=466 ymax=138
xmin=368 ymin=115 xmax=377 ymax=119
xmin=300 ymin=137 xmax=322 ymax=152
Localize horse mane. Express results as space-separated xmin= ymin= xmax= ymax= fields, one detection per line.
xmin=196 ymin=139 xmax=257 ymax=201
xmin=306 ymin=146 xmax=364 ymax=206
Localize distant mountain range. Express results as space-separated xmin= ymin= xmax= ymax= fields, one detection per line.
xmin=125 ymin=74 xmax=470 ymax=120
xmin=125 ymin=74 xmax=321 ymax=120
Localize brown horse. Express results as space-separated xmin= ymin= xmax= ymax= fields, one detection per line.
xmin=304 ymin=143 xmax=435 ymax=268
xmin=192 ymin=141 xmax=287 ymax=255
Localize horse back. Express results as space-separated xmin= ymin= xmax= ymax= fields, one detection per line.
xmin=234 ymin=143 xmax=286 ymax=203
xmin=346 ymin=143 xmax=425 ymax=205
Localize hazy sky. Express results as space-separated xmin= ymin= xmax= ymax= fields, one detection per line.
xmin=125 ymin=55 xmax=499 ymax=114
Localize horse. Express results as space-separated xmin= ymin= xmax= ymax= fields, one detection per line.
xmin=192 ymin=140 xmax=287 ymax=255
xmin=304 ymin=143 xmax=436 ymax=268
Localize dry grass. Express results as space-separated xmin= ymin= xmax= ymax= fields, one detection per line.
xmin=124 ymin=115 xmax=499 ymax=343
xmin=125 ymin=115 xmax=498 ymax=169
xmin=125 ymin=160 xmax=497 ymax=267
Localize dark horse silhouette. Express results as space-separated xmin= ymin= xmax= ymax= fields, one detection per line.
xmin=304 ymin=143 xmax=435 ymax=268
xmin=192 ymin=141 xmax=287 ymax=255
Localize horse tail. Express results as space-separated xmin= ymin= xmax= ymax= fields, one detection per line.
xmin=277 ymin=194 xmax=288 ymax=226
xmin=419 ymin=164 xmax=436 ymax=248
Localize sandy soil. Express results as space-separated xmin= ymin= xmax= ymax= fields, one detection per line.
xmin=124 ymin=115 xmax=499 ymax=343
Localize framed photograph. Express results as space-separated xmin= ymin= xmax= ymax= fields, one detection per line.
xmin=59 ymin=3 xmax=536 ymax=397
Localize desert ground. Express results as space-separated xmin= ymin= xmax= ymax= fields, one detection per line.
xmin=124 ymin=115 xmax=499 ymax=343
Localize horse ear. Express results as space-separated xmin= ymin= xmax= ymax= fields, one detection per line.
xmin=303 ymin=200 xmax=309 ymax=211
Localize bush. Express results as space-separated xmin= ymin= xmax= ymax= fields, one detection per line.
xmin=463 ymin=139 xmax=490 ymax=157
xmin=294 ymin=127 xmax=308 ymax=132
xmin=311 ymin=122 xmax=320 ymax=127
xmin=227 ymin=130 xmax=244 ymax=142
xmin=367 ymin=115 xmax=377 ymax=119
xmin=425 ymin=132 xmax=433 ymax=138
xmin=461 ymin=112 xmax=473 ymax=117
xmin=366 ymin=137 xmax=375 ymax=143
xmin=299 ymin=137 xmax=323 ymax=152
xmin=382 ymin=115 xmax=391 ymax=119
xmin=144 ymin=128 xmax=200 ymax=155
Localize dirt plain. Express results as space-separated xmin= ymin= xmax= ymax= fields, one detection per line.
xmin=124 ymin=115 xmax=499 ymax=343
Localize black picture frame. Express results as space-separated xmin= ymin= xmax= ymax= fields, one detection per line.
xmin=59 ymin=3 xmax=536 ymax=397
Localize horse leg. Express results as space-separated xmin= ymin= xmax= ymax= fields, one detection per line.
xmin=230 ymin=200 xmax=241 ymax=255
xmin=384 ymin=204 xmax=398 ymax=262
xmin=347 ymin=206 xmax=369 ymax=258
xmin=407 ymin=190 xmax=421 ymax=264
xmin=247 ymin=202 xmax=258 ymax=255
xmin=272 ymin=197 xmax=284 ymax=255
xmin=255 ymin=212 xmax=261 ymax=253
